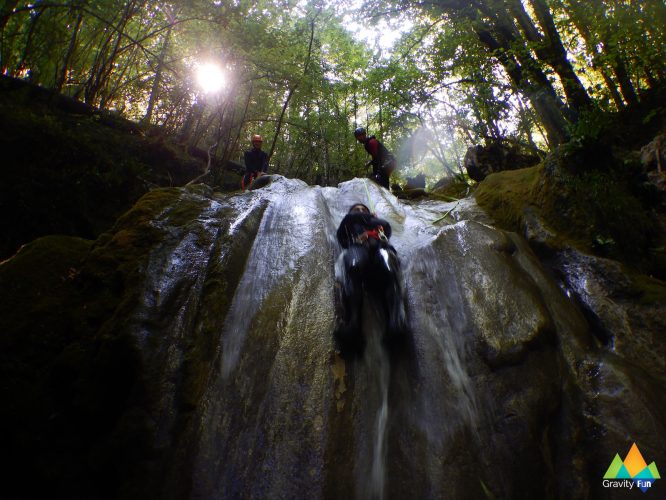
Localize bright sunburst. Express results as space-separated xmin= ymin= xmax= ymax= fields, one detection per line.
xmin=196 ymin=62 xmax=226 ymax=94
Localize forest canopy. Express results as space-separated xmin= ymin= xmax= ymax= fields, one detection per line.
xmin=1 ymin=0 xmax=664 ymax=186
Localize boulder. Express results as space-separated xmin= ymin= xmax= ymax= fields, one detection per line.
xmin=465 ymin=143 xmax=540 ymax=181
xmin=405 ymin=173 xmax=426 ymax=189
xmin=640 ymin=133 xmax=666 ymax=174
xmin=640 ymin=134 xmax=666 ymax=198
xmin=431 ymin=176 xmax=471 ymax=199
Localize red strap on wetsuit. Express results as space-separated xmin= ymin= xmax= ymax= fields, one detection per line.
xmin=241 ymin=172 xmax=258 ymax=190
xmin=361 ymin=226 xmax=387 ymax=243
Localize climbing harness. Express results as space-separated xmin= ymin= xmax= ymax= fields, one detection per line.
xmin=361 ymin=179 xmax=389 ymax=243
xmin=357 ymin=226 xmax=389 ymax=245
xmin=376 ymin=226 xmax=389 ymax=243
xmin=241 ymin=172 xmax=259 ymax=190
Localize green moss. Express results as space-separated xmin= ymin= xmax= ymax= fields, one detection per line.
xmin=0 ymin=225 xmax=160 ymax=497
xmin=627 ymin=272 xmax=666 ymax=305
xmin=474 ymin=166 xmax=542 ymax=232
xmin=0 ymin=235 xmax=92 ymax=351
xmin=474 ymin=142 xmax=660 ymax=268
xmin=0 ymin=236 xmax=105 ymax=496
xmin=431 ymin=179 xmax=474 ymax=201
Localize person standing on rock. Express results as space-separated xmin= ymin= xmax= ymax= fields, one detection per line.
xmin=353 ymin=127 xmax=397 ymax=190
xmin=242 ymin=134 xmax=269 ymax=190
xmin=334 ymin=203 xmax=407 ymax=354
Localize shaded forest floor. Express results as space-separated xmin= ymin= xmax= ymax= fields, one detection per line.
xmin=0 ymin=76 xmax=210 ymax=260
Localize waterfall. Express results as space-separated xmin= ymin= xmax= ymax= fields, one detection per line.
xmin=178 ymin=177 xmax=502 ymax=499
xmin=5 ymin=176 xmax=666 ymax=499
xmin=365 ymin=313 xmax=390 ymax=500
xmin=107 ymin=177 xmax=595 ymax=499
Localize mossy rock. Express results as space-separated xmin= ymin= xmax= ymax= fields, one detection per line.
xmin=0 ymin=185 xmax=241 ymax=498
xmin=474 ymin=165 xmax=541 ymax=232
xmin=396 ymin=187 xmax=428 ymax=200
xmin=474 ymin=143 xmax=661 ymax=269
xmin=432 ymin=179 xmax=473 ymax=200
xmin=628 ymin=271 xmax=666 ymax=305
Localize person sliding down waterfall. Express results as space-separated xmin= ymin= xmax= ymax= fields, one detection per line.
xmin=334 ymin=203 xmax=408 ymax=354
xmin=353 ymin=127 xmax=397 ymax=190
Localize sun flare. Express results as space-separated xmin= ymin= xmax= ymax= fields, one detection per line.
xmin=196 ymin=62 xmax=225 ymax=93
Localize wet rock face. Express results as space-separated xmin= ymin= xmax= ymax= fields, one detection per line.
xmin=406 ymin=173 xmax=426 ymax=189
xmin=1 ymin=177 xmax=665 ymax=499
xmin=515 ymin=202 xmax=666 ymax=499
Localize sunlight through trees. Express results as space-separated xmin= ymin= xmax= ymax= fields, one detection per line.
xmin=0 ymin=0 xmax=663 ymax=186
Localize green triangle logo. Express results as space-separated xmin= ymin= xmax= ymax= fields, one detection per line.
xmin=604 ymin=454 xmax=624 ymax=479
xmin=648 ymin=462 xmax=661 ymax=479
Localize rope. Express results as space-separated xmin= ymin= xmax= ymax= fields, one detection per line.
xmin=363 ymin=178 xmax=376 ymax=213
xmin=432 ymin=200 xmax=460 ymax=224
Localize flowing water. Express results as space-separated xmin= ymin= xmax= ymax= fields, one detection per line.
xmin=124 ymin=176 xmax=598 ymax=498
xmin=181 ymin=177 xmax=496 ymax=499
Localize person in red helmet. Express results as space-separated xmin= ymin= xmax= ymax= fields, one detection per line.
xmin=242 ymin=134 xmax=269 ymax=189
xmin=353 ymin=127 xmax=397 ymax=189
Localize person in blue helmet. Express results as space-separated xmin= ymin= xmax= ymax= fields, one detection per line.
xmin=334 ymin=203 xmax=407 ymax=354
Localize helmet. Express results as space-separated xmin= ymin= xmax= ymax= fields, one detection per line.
xmin=353 ymin=127 xmax=366 ymax=137
xmin=251 ymin=134 xmax=263 ymax=143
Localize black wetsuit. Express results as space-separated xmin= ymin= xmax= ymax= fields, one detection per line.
xmin=362 ymin=135 xmax=396 ymax=189
xmin=243 ymin=148 xmax=268 ymax=188
xmin=335 ymin=212 xmax=406 ymax=351
xmin=337 ymin=211 xmax=392 ymax=248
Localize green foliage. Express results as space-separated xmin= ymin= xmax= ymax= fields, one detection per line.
xmin=0 ymin=0 xmax=664 ymax=188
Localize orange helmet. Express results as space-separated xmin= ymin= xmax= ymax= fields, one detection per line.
xmin=251 ymin=134 xmax=263 ymax=143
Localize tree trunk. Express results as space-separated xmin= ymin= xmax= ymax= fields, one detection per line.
xmin=14 ymin=6 xmax=45 ymax=79
xmin=610 ymin=52 xmax=639 ymax=106
xmin=178 ymin=101 xmax=205 ymax=145
xmin=0 ymin=0 xmax=20 ymax=31
xmin=317 ymin=99 xmax=331 ymax=185
xmin=227 ymin=82 xmax=254 ymax=162
xmin=499 ymin=0 xmax=591 ymax=114
xmin=475 ymin=27 xmax=570 ymax=145
xmin=84 ymin=0 xmax=137 ymax=105
xmin=143 ymin=23 xmax=173 ymax=125
xmin=566 ymin=0 xmax=638 ymax=106
xmin=55 ymin=11 xmax=84 ymax=93
xmin=526 ymin=0 xmax=592 ymax=112
xmin=562 ymin=0 xmax=623 ymax=109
